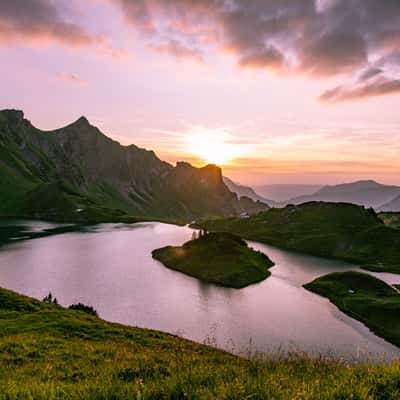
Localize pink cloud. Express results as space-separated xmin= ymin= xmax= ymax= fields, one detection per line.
xmin=57 ymin=73 xmax=87 ymax=85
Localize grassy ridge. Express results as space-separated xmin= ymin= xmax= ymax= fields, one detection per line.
xmin=2 ymin=287 xmax=400 ymax=399
xmin=304 ymin=271 xmax=400 ymax=348
xmin=194 ymin=202 xmax=400 ymax=273
xmin=152 ymin=232 xmax=274 ymax=288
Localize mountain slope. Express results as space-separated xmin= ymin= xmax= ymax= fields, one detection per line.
xmin=0 ymin=109 xmax=266 ymax=222
xmin=255 ymin=184 xmax=323 ymax=202
xmin=380 ymin=195 xmax=400 ymax=212
xmin=2 ymin=287 xmax=400 ymax=399
xmin=223 ymin=176 xmax=273 ymax=206
xmin=289 ymin=180 xmax=400 ymax=209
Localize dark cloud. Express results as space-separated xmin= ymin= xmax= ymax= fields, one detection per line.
xmin=358 ymin=67 xmax=383 ymax=82
xmin=238 ymin=46 xmax=285 ymax=71
xmin=298 ymin=31 xmax=367 ymax=77
xmin=111 ymin=0 xmax=400 ymax=101
xmin=0 ymin=0 xmax=95 ymax=46
xmin=319 ymin=77 xmax=400 ymax=103
xmin=3 ymin=0 xmax=399 ymax=102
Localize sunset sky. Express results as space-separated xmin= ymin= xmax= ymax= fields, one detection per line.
xmin=0 ymin=0 xmax=399 ymax=185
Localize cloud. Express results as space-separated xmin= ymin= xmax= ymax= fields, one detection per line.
xmin=319 ymin=77 xmax=400 ymax=103
xmin=0 ymin=1 xmax=129 ymax=60
xmin=57 ymin=72 xmax=87 ymax=85
xmin=153 ymin=39 xmax=203 ymax=62
xmin=238 ymin=46 xmax=286 ymax=71
xmin=110 ymin=0 xmax=400 ymax=101
xmin=358 ymin=67 xmax=383 ymax=82
xmin=0 ymin=0 xmax=95 ymax=46
xmin=298 ymin=31 xmax=367 ymax=77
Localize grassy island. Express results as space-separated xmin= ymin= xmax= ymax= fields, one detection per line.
xmin=304 ymin=271 xmax=400 ymax=347
xmin=152 ymin=232 xmax=274 ymax=288
xmin=194 ymin=202 xmax=400 ymax=274
xmin=2 ymin=287 xmax=400 ymax=399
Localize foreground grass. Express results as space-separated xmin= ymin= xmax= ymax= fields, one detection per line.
xmin=152 ymin=232 xmax=274 ymax=288
xmin=195 ymin=202 xmax=400 ymax=274
xmin=304 ymin=271 xmax=400 ymax=348
xmin=1 ymin=287 xmax=400 ymax=399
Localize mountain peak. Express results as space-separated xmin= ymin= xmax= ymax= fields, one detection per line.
xmin=1 ymin=109 xmax=24 ymax=122
xmin=72 ymin=116 xmax=91 ymax=126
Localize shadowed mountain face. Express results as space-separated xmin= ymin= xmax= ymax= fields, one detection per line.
xmin=288 ymin=181 xmax=400 ymax=210
xmin=0 ymin=109 xmax=267 ymax=222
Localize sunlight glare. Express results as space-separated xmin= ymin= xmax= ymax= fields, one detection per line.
xmin=184 ymin=128 xmax=246 ymax=166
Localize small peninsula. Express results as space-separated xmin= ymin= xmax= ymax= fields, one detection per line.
xmin=304 ymin=271 xmax=400 ymax=347
xmin=152 ymin=232 xmax=274 ymax=288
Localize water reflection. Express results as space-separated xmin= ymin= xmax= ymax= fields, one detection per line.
xmin=0 ymin=221 xmax=398 ymax=360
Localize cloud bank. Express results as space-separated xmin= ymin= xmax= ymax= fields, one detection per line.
xmin=1 ymin=0 xmax=399 ymax=102
xmin=112 ymin=0 xmax=400 ymax=102
xmin=0 ymin=0 xmax=95 ymax=46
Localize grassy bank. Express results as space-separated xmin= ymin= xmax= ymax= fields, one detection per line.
xmin=379 ymin=212 xmax=400 ymax=230
xmin=304 ymin=271 xmax=400 ymax=348
xmin=2 ymin=287 xmax=400 ymax=399
xmin=152 ymin=232 xmax=274 ymax=288
xmin=194 ymin=202 xmax=400 ymax=274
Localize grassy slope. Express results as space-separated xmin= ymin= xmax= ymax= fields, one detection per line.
xmin=195 ymin=202 xmax=400 ymax=273
xmin=152 ymin=232 xmax=274 ymax=288
xmin=2 ymin=288 xmax=400 ymax=399
xmin=380 ymin=212 xmax=400 ymax=229
xmin=304 ymin=271 xmax=400 ymax=348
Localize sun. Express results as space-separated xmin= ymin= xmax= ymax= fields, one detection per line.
xmin=184 ymin=128 xmax=244 ymax=166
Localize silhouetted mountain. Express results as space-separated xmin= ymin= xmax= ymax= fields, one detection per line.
xmin=0 ymin=109 xmax=267 ymax=222
xmin=223 ymin=176 xmax=274 ymax=206
xmin=288 ymin=180 xmax=400 ymax=209
xmin=254 ymin=184 xmax=323 ymax=203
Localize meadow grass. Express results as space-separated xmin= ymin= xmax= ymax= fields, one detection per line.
xmin=1 ymin=286 xmax=400 ymax=399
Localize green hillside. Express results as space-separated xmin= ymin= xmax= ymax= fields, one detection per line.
xmin=195 ymin=202 xmax=400 ymax=273
xmin=153 ymin=232 xmax=274 ymax=288
xmin=1 ymin=287 xmax=400 ymax=399
xmin=0 ymin=109 xmax=267 ymax=224
xmin=304 ymin=271 xmax=400 ymax=347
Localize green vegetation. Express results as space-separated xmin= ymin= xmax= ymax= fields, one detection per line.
xmin=152 ymin=232 xmax=274 ymax=288
xmin=379 ymin=212 xmax=400 ymax=229
xmin=304 ymin=271 xmax=400 ymax=347
xmin=2 ymin=287 xmax=400 ymax=399
xmin=69 ymin=303 xmax=99 ymax=317
xmin=195 ymin=202 xmax=400 ymax=273
xmin=0 ymin=109 xmax=265 ymax=224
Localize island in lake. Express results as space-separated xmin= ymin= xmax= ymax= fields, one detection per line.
xmin=194 ymin=202 xmax=400 ymax=274
xmin=152 ymin=231 xmax=274 ymax=288
xmin=304 ymin=271 xmax=400 ymax=348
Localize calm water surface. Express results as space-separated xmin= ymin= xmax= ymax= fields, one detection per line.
xmin=0 ymin=221 xmax=399 ymax=360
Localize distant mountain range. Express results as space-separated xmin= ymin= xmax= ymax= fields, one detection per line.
xmin=380 ymin=195 xmax=400 ymax=212
xmin=287 ymin=180 xmax=400 ymax=210
xmin=0 ymin=109 xmax=267 ymax=223
xmin=223 ymin=177 xmax=275 ymax=206
xmin=255 ymin=184 xmax=323 ymax=202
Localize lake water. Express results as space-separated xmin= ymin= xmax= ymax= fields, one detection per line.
xmin=0 ymin=220 xmax=399 ymax=360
